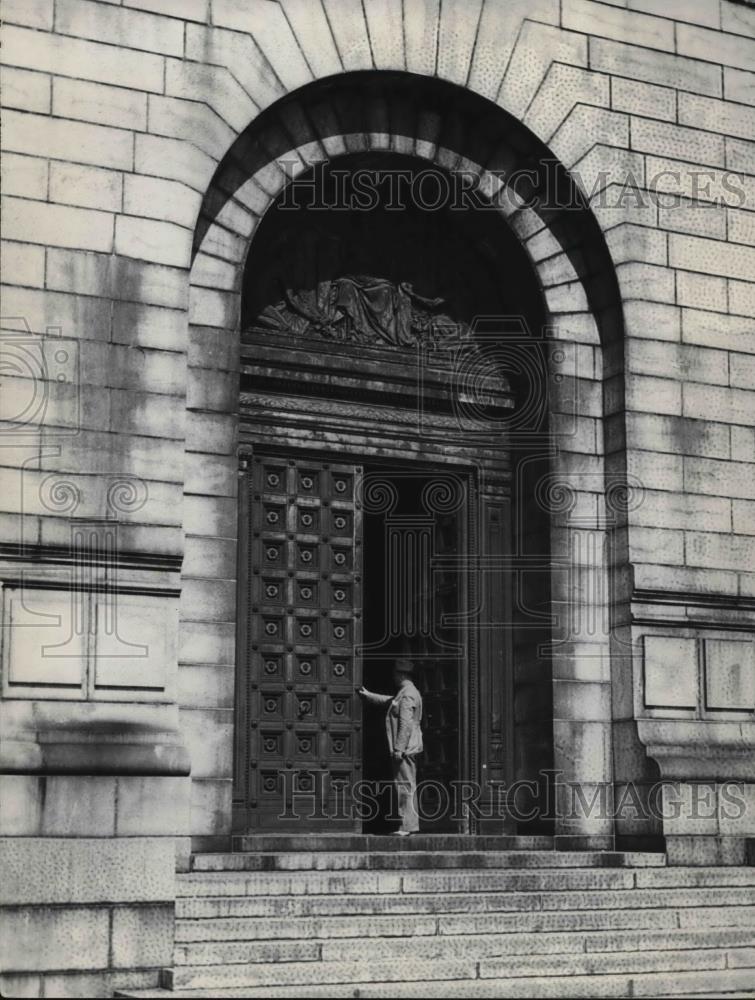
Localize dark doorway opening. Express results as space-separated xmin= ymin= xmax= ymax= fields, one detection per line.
xmin=361 ymin=465 xmax=467 ymax=833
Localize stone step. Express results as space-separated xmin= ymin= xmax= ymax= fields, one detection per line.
xmin=439 ymin=901 xmax=755 ymax=935
xmin=162 ymin=945 xmax=755 ymax=991
xmin=179 ymin=863 xmax=754 ymax=897
xmin=633 ymin=867 xmax=755 ymax=889
xmin=173 ymin=926 xmax=755 ymax=967
xmin=173 ymin=905 xmax=689 ymax=943
xmin=231 ymin=834 xmax=554 ymax=853
xmin=176 ymin=884 xmax=755 ymax=920
xmin=190 ymin=850 xmax=665 ymax=872
xmin=174 ymin=902 xmax=755 ymax=942
xmin=177 ymin=867 xmax=636 ymax=897
xmin=343 ymin=965 xmax=755 ymax=999
xmin=162 ymin=864 xmax=755 ymax=998
xmin=115 ymin=966 xmax=755 ymax=999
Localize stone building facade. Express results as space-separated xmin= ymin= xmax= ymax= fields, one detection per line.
xmin=1 ymin=0 xmax=754 ymax=995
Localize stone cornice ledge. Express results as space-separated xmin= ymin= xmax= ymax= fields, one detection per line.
xmin=637 ymin=719 xmax=755 ymax=781
xmin=0 ymin=703 xmax=191 ymax=776
xmin=0 ymin=736 xmax=191 ymax=775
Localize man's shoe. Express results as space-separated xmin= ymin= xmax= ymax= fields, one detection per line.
xmin=392 ymin=830 xmax=412 ymax=837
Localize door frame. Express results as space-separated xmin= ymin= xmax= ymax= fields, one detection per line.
xmin=232 ymin=332 xmax=516 ymax=835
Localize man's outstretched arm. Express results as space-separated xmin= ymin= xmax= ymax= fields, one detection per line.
xmin=357 ymin=686 xmax=392 ymax=706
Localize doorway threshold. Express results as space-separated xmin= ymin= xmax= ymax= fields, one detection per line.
xmin=230 ymin=833 xmax=553 ymax=853
xmin=192 ymin=838 xmax=667 ymax=872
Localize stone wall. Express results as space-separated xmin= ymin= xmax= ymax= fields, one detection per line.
xmin=1 ymin=0 xmax=754 ymax=993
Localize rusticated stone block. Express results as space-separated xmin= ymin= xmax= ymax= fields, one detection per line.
xmin=178 ymin=619 xmax=235 ymax=666
xmin=632 ymin=490 xmax=731 ymax=533
xmin=52 ymin=76 xmax=147 ymax=131
xmin=185 ymin=23 xmax=285 ymax=113
xmin=677 ymin=21 xmax=755 ymax=73
xmin=685 ymin=455 xmax=755 ymax=501
xmin=4 ymin=108 xmax=133 ymax=171
xmin=671 ymin=234 xmax=755 ymax=282
xmin=1 ymin=0 xmax=55 ymax=30
xmin=634 ymin=564 xmax=738 ymax=597
xmin=501 ymin=20 xmax=588 ymax=122
xmin=115 ymin=215 xmax=193 ymax=269
xmin=179 ymin=707 xmax=234 ymax=778
xmin=211 ymin=0 xmax=312 ymax=91
xmin=0 ymin=776 xmax=118 ymax=837
xmin=684 ymin=384 xmax=755 ymax=426
xmin=625 ymin=373 xmax=682 ymax=416
xmin=659 ymin=199 xmax=727 ymax=241
xmin=630 ymin=526 xmax=685 ymax=566
xmin=666 ymin=834 xmax=747 ymax=866
xmin=183 ymin=451 xmax=237 ymax=497
xmin=616 ymin=262 xmax=675 ymax=304
xmin=588 ymin=36 xmax=721 ymax=96
xmin=565 ymin=0 xmax=674 ymax=50
xmin=1 ymin=241 xmax=45 ymax=288
xmin=189 ymin=777 xmax=232 ymax=839
xmin=685 ymin=314 xmax=754 ymax=361
xmin=1 ymin=151 xmax=48 ymax=199
xmin=1 ymin=969 xmax=159 ymax=999
xmin=679 ymin=92 xmax=755 ymax=141
xmin=612 ymin=76 xmax=675 ymax=121
xmin=4 ymin=196 xmax=114 ymax=253
xmin=182 ymin=535 xmax=237 ymax=579
xmin=55 ymin=0 xmax=184 ymax=56
xmin=124 ymin=0 xmax=209 ymax=21
xmin=135 ymin=132 xmax=216 ymax=192
xmin=111 ymin=903 xmax=174 ymax=968
xmin=676 ymin=271 xmax=728 ymax=311
xmin=1 ymin=65 xmax=51 ymax=113
xmin=628 ymin=413 xmax=731 ymax=460
xmin=725 ymin=66 xmax=755 ymax=104
xmin=632 ymin=118 xmax=724 ymax=168
xmin=550 ymin=106 xmax=629 ymax=170
xmin=0 ymin=906 xmax=109 ymax=974
xmin=115 ymin=776 xmax=190 ymax=837
xmin=0 ymin=837 xmax=175 ymax=905
xmin=623 ymin=301 xmax=680 ymax=343
xmin=178 ymin=663 xmax=235 ymax=710
xmin=3 ymin=23 xmax=166 ymax=91
xmin=276 ymin=0 xmax=341 ymax=80
xmin=112 ymin=301 xmax=187 ymax=351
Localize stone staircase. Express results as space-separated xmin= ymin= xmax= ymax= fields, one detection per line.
xmin=118 ymin=838 xmax=755 ymax=998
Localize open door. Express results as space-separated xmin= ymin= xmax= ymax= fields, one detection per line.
xmin=233 ymin=452 xmax=363 ymax=832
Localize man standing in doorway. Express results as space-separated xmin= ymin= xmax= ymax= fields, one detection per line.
xmin=358 ymin=659 xmax=423 ymax=836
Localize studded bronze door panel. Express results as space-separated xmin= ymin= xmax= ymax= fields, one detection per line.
xmin=234 ymin=453 xmax=363 ymax=832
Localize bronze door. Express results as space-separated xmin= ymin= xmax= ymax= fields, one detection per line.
xmin=233 ymin=452 xmax=363 ymax=832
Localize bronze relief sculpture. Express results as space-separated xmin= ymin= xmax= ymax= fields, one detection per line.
xmin=255 ymin=274 xmax=465 ymax=350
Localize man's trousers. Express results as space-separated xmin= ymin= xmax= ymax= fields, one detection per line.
xmin=392 ymin=753 xmax=420 ymax=833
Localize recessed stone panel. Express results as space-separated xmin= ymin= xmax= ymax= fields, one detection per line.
xmin=643 ymin=635 xmax=698 ymax=709
xmin=704 ymin=639 xmax=755 ymax=711
xmin=93 ymin=594 xmax=176 ymax=698
xmin=3 ymin=588 xmax=85 ymax=697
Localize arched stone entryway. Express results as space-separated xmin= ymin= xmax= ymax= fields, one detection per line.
xmin=185 ymin=71 xmax=650 ymax=851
